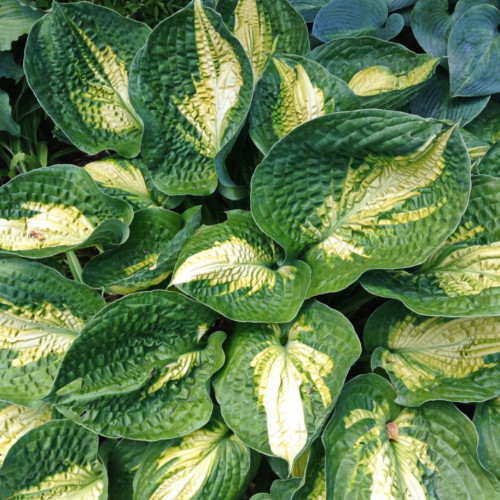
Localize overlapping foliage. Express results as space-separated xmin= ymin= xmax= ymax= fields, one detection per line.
xmin=1 ymin=0 xmax=500 ymax=498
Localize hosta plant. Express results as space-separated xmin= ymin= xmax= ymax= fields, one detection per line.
xmin=1 ymin=0 xmax=500 ymax=498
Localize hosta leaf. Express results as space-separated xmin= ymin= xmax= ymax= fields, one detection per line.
xmin=0 ymin=165 xmax=133 ymax=258
xmin=0 ymin=89 xmax=20 ymax=136
xmin=249 ymin=55 xmax=358 ymax=154
xmin=251 ymin=111 xmax=470 ymax=297
xmin=0 ymin=420 xmax=107 ymax=499
xmin=213 ymin=301 xmax=360 ymax=468
xmin=324 ymin=374 xmax=500 ymax=499
xmin=0 ymin=258 xmax=104 ymax=406
xmin=288 ymin=0 xmax=328 ymax=22
xmin=289 ymin=438 xmax=326 ymax=500
xmin=410 ymin=67 xmax=490 ymax=126
xmin=312 ymin=0 xmax=404 ymax=42
xmin=478 ymin=141 xmax=500 ymax=177
xmin=0 ymin=0 xmax=43 ymax=51
xmin=449 ymin=4 xmax=500 ymax=97
xmin=171 ymin=210 xmax=311 ymax=323
xmin=386 ymin=0 xmax=416 ymax=10
xmin=365 ymin=301 xmax=500 ymax=406
xmin=216 ymin=0 xmax=309 ymax=80
xmin=106 ymin=439 xmax=148 ymax=499
xmin=0 ymin=52 xmax=23 ymax=80
xmin=46 ymin=291 xmax=224 ymax=440
xmin=362 ymin=175 xmax=500 ymax=316
xmin=82 ymin=207 xmax=201 ymax=294
xmin=309 ymin=36 xmax=438 ymax=109
xmin=465 ymin=100 xmax=500 ymax=143
xmin=24 ymin=3 xmax=150 ymax=157
xmin=254 ymin=479 xmax=302 ymax=500
xmin=0 ymin=402 xmax=52 ymax=467
xmin=129 ymin=0 xmax=253 ymax=197
xmin=84 ymin=157 xmax=176 ymax=211
xmin=133 ymin=411 xmax=257 ymax=500
xmin=475 ymin=396 xmax=500 ymax=481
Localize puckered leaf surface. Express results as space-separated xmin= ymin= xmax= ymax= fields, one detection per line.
xmin=46 ymin=291 xmax=224 ymax=440
xmin=474 ymin=396 xmax=500 ymax=481
xmin=24 ymin=2 xmax=149 ymax=157
xmin=324 ymin=374 xmax=500 ymax=499
xmin=0 ymin=420 xmax=107 ymax=499
xmin=129 ymin=0 xmax=253 ymax=197
xmin=365 ymin=301 xmax=500 ymax=406
xmin=309 ymin=37 xmax=438 ymax=109
xmin=133 ymin=411 xmax=257 ymax=500
xmin=214 ymin=301 xmax=360 ymax=468
xmin=172 ymin=210 xmax=310 ymax=323
xmin=217 ymin=0 xmax=309 ymax=80
xmin=0 ymin=165 xmax=133 ymax=258
xmin=362 ymin=175 xmax=500 ymax=316
xmin=250 ymin=55 xmax=358 ymax=154
xmin=251 ymin=110 xmax=470 ymax=296
xmin=0 ymin=258 xmax=104 ymax=406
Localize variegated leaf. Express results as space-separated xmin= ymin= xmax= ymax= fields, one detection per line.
xmin=251 ymin=111 xmax=470 ymax=297
xmin=309 ymin=36 xmax=438 ymax=109
xmin=24 ymin=2 xmax=150 ymax=157
xmin=84 ymin=157 xmax=177 ymax=211
xmin=129 ymin=0 xmax=253 ymax=197
xmin=133 ymin=411 xmax=257 ymax=500
xmin=214 ymin=301 xmax=360 ymax=468
xmin=362 ymin=175 xmax=500 ymax=316
xmin=216 ymin=0 xmax=309 ymax=80
xmin=0 ymin=402 xmax=52 ymax=468
xmin=0 ymin=420 xmax=107 ymax=499
xmin=365 ymin=301 xmax=500 ymax=406
xmin=289 ymin=438 xmax=326 ymax=500
xmin=46 ymin=291 xmax=224 ymax=440
xmin=171 ymin=210 xmax=311 ymax=323
xmin=0 ymin=165 xmax=133 ymax=258
xmin=475 ymin=396 xmax=500 ymax=481
xmin=250 ymin=55 xmax=358 ymax=154
xmin=83 ymin=207 xmax=201 ymax=294
xmin=324 ymin=374 xmax=500 ymax=499
xmin=0 ymin=258 xmax=104 ymax=406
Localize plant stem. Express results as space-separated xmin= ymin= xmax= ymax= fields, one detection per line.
xmin=66 ymin=250 xmax=83 ymax=283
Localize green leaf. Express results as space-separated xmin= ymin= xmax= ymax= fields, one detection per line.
xmin=288 ymin=0 xmax=328 ymax=22
xmin=129 ymin=0 xmax=254 ymax=196
xmin=82 ymin=207 xmax=201 ymax=294
xmin=0 ymin=0 xmax=43 ymax=51
xmin=411 ymin=67 xmax=490 ymax=126
xmin=0 ymin=420 xmax=107 ymax=499
xmin=171 ymin=210 xmax=311 ymax=323
xmin=312 ymin=0 xmax=404 ymax=42
xmin=386 ymin=0 xmax=416 ymax=10
xmin=46 ymin=291 xmax=225 ymax=440
xmin=216 ymin=0 xmax=309 ymax=80
xmin=309 ymin=36 xmax=438 ymax=109
xmin=449 ymin=4 xmax=500 ymax=97
xmin=106 ymin=439 xmax=148 ymax=499
xmin=362 ymin=175 xmax=500 ymax=316
xmin=465 ymin=99 xmax=500 ymax=143
xmin=83 ymin=157 xmax=177 ymax=211
xmin=0 ymin=402 xmax=52 ymax=468
xmin=323 ymin=374 xmax=500 ymax=499
xmin=0 ymin=257 xmax=105 ymax=406
xmin=365 ymin=301 xmax=500 ymax=406
xmin=251 ymin=111 xmax=470 ymax=297
xmin=290 ymin=438 xmax=326 ymax=500
xmin=133 ymin=411 xmax=258 ymax=500
xmin=478 ymin=141 xmax=500 ymax=176
xmin=0 ymin=52 xmax=24 ymax=80
xmin=24 ymin=2 xmax=150 ymax=157
xmin=0 ymin=164 xmax=133 ymax=258
xmin=249 ymin=55 xmax=358 ymax=154
xmin=0 ymin=89 xmax=20 ymax=136
xmin=474 ymin=396 xmax=500 ymax=481
xmin=214 ymin=301 xmax=360 ymax=468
